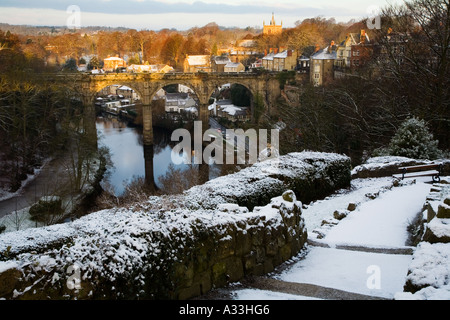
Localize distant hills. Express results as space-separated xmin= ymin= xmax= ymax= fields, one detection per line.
xmin=0 ymin=22 xmax=261 ymax=36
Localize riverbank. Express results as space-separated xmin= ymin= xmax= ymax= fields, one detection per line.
xmin=0 ymin=149 xmax=107 ymax=233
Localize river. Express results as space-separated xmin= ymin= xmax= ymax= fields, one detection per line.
xmin=96 ymin=115 xmax=225 ymax=196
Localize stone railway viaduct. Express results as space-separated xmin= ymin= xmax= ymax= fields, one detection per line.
xmin=42 ymin=72 xmax=282 ymax=145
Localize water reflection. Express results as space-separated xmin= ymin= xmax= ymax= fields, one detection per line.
xmin=96 ymin=115 xmax=191 ymax=195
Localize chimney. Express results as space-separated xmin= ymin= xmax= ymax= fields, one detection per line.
xmin=331 ymin=40 xmax=335 ymax=47
xmin=360 ymin=30 xmax=366 ymax=44
xmin=315 ymin=44 xmax=320 ymax=52
xmin=274 ymin=48 xmax=279 ymax=54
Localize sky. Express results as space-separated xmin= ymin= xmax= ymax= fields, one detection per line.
xmin=0 ymin=0 xmax=403 ymax=30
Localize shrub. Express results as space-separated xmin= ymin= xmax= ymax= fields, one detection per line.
xmin=375 ymin=117 xmax=442 ymax=160
xmin=29 ymin=196 xmax=63 ymax=222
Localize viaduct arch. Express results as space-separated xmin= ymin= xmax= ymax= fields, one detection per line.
xmin=44 ymin=72 xmax=282 ymax=145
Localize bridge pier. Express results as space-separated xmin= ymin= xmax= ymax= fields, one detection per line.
xmin=82 ymin=100 xmax=98 ymax=150
xmin=198 ymin=103 xmax=210 ymax=130
xmin=142 ymin=104 xmax=153 ymax=146
xmin=143 ymin=144 xmax=157 ymax=192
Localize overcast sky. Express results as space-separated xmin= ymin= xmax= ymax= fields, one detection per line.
xmin=0 ymin=0 xmax=403 ymax=30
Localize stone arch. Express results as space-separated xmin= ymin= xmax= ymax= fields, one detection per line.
xmin=89 ymin=81 xmax=146 ymax=106
xmin=207 ymin=80 xmax=259 ymax=122
xmin=206 ymin=80 xmax=258 ymax=103
xmin=147 ymin=80 xmax=204 ymax=105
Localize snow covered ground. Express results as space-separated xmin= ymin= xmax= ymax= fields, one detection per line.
xmin=229 ymin=176 xmax=450 ymax=300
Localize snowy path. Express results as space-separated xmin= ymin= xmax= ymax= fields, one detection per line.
xmin=224 ymin=178 xmax=433 ymax=300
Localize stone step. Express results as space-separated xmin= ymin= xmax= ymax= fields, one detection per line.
xmin=242 ymin=277 xmax=389 ymax=300
xmin=307 ymin=239 xmax=415 ymax=255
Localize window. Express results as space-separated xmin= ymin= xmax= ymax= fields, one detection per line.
xmin=314 ymin=73 xmax=320 ymax=79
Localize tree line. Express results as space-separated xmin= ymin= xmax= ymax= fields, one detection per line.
xmin=1 ymin=17 xmax=368 ymax=72
xmin=274 ymin=0 xmax=449 ymax=165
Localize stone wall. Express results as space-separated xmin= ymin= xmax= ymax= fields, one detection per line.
xmin=0 ymin=152 xmax=350 ymax=300
xmin=0 ymin=191 xmax=306 ymax=300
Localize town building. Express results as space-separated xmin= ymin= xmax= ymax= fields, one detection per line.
xmin=183 ymin=55 xmax=211 ymax=73
xmin=298 ymin=56 xmax=310 ymax=73
xmin=262 ymin=52 xmax=275 ymax=70
xmin=335 ymin=30 xmax=373 ymax=70
xmin=212 ymin=55 xmax=232 ymax=72
xmin=263 ymin=13 xmax=283 ymax=36
xmin=262 ymin=50 xmax=297 ymax=71
xmin=127 ymin=64 xmax=174 ymax=73
xmin=164 ymin=93 xmax=197 ymax=113
xmin=349 ymin=30 xmax=374 ymax=69
xmin=229 ymin=37 xmax=261 ymax=65
xmin=224 ymin=62 xmax=245 ymax=73
xmin=310 ymin=47 xmax=337 ymax=86
xmin=103 ymin=56 xmax=127 ymax=72
xmin=209 ymin=99 xmax=250 ymax=122
xmin=273 ymin=50 xmax=298 ymax=71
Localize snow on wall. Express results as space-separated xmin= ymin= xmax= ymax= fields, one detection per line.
xmin=183 ymin=152 xmax=351 ymax=210
xmin=352 ymin=156 xmax=450 ymax=179
xmin=0 ymin=191 xmax=306 ymax=300
xmin=0 ymin=152 xmax=349 ymax=300
xmin=399 ymin=180 xmax=450 ymax=299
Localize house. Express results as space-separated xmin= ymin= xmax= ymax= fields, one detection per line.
xmin=165 ymin=93 xmax=197 ymax=113
xmin=273 ymin=50 xmax=298 ymax=71
xmin=310 ymin=46 xmax=337 ymax=86
xmin=210 ymin=99 xmax=250 ymax=122
xmin=261 ymin=50 xmax=297 ymax=71
xmin=103 ymin=56 xmax=127 ymax=72
xmin=224 ymin=62 xmax=245 ymax=73
xmin=212 ymin=55 xmax=232 ymax=72
xmin=127 ymin=64 xmax=174 ymax=73
xmin=251 ymin=59 xmax=263 ymax=69
xmin=116 ymin=86 xmax=140 ymax=103
xmin=262 ymin=52 xmax=275 ymax=70
xmin=183 ymin=55 xmax=211 ymax=73
xmin=335 ymin=34 xmax=359 ymax=68
xmin=298 ymin=56 xmax=310 ymax=73
xmin=335 ymin=30 xmax=373 ymax=69
xmin=77 ymin=64 xmax=87 ymax=72
xmin=229 ymin=37 xmax=261 ymax=64
xmin=263 ymin=13 xmax=283 ymax=36
xmin=349 ymin=30 xmax=374 ymax=69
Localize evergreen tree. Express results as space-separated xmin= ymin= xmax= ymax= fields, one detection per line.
xmin=384 ymin=117 xmax=442 ymax=160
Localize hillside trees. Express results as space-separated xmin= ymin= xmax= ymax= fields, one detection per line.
xmin=375 ymin=0 xmax=450 ymax=151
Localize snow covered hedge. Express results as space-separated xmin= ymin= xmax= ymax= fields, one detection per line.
xmin=183 ymin=152 xmax=352 ymax=210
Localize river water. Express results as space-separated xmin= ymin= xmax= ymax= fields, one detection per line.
xmin=96 ymin=115 xmax=225 ymax=196
xmin=96 ymin=115 xmax=187 ymax=195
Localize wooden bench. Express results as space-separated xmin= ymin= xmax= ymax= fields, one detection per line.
xmin=393 ymin=163 xmax=442 ymax=182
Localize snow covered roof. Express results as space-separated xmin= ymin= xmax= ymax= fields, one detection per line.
xmin=274 ymin=51 xmax=288 ymax=59
xmin=186 ymin=55 xmax=210 ymax=66
xmin=225 ymin=62 xmax=242 ymax=68
xmin=311 ymin=47 xmax=337 ymax=60
xmin=262 ymin=53 xmax=275 ymax=61
xmin=213 ymin=56 xmax=231 ymax=64
xmin=104 ymin=56 xmax=124 ymax=61
xmin=219 ymin=105 xmax=246 ymax=116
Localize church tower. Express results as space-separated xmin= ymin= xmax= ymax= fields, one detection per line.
xmin=263 ymin=13 xmax=283 ymax=35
